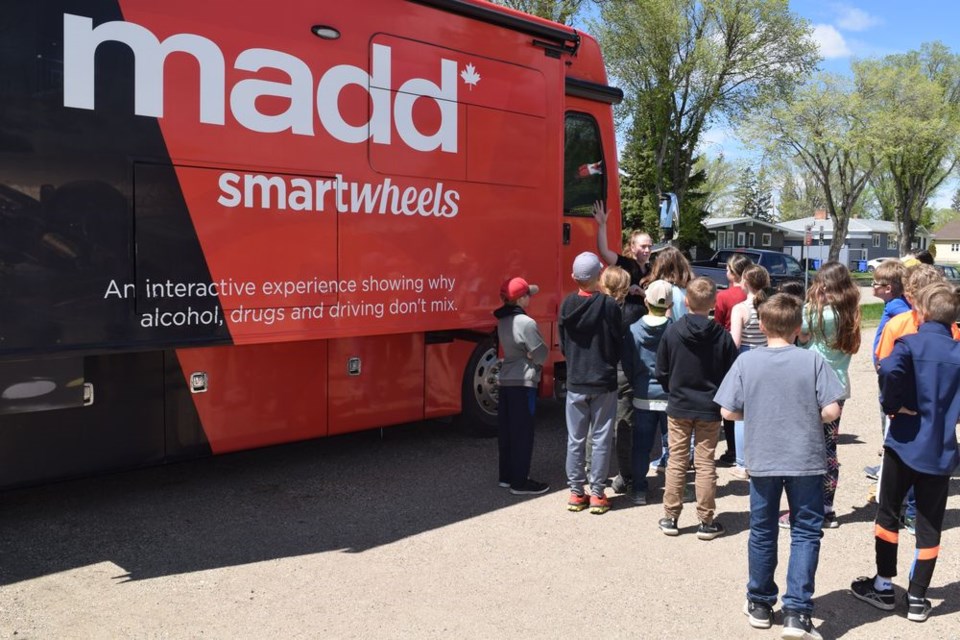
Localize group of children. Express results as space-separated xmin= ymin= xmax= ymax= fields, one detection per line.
xmin=495 ymin=237 xmax=959 ymax=637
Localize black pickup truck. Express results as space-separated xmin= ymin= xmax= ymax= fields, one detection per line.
xmin=692 ymin=248 xmax=806 ymax=289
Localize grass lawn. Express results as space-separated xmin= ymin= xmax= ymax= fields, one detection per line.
xmin=861 ymin=302 xmax=883 ymax=328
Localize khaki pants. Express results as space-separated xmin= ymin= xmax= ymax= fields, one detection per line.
xmin=663 ymin=416 xmax=721 ymax=524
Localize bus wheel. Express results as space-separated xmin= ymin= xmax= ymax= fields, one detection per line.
xmin=456 ymin=337 xmax=499 ymax=437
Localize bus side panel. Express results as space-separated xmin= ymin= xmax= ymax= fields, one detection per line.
xmin=0 ymin=352 xmax=165 ymax=488
xmin=423 ymin=339 xmax=475 ymax=419
xmin=174 ymin=342 xmax=329 ymax=455
xmin=327 ymin=334 xmax=424 ymax=435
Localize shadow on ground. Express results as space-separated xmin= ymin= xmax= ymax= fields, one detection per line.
xmin=0 ymin=401 xmax=574 ymax=585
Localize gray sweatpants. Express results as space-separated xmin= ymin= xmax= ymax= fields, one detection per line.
xmin=565 ymin=390 xmax=617 ymax=497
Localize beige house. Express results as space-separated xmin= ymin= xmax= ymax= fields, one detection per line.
xmin=933 ymin=220 xmax=960 ymax=263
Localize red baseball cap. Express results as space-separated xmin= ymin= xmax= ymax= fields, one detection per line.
xmin=500 ymin=277 xmax=539 ymax=302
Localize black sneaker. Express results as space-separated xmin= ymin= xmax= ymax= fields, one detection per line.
xmin=743 ymin=600 xmax=773 ymax=629
xmin=497 ymin=479 xmax=510 ymax=488
xmin=658 ymin=517 xmax=679 ymax=536
xmin=631 ymin=490 xmax=647 ymax=506
xmin=906 ymin=594 xmax=932 ymax=622
xmin=781 ymin=609 xmax=822 ymax=640
xmin=611 ymin=474 xmax=631 ymax=494
xmin=822 ymin=511 xmax=839 ymax=529
xmin=850 ymin=576 xmax=895 ymax=610
xmin=716 ymin=453 xmax=736 ymax=468
xmin=697 ymin=520 xmax=725 ymax=540
xmin=509 ymin=479 xmax=549 ymax=495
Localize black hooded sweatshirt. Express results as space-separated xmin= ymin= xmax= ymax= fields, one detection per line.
xmin=558 ymin=291 xmax=622 ymax=393
xmin=655 ymin=313 xmax=738 ymax=420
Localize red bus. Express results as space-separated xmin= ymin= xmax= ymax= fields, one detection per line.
xmin=0 ymin=0 xmax=622 ymax=487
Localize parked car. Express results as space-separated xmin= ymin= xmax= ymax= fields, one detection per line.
xmin=934 ymin=264 xmax=960 ymax=286
xmin=866 ymin=257 xmax=896 ymax=272
xmin=691 ymin=248 xmax=805 ymax=289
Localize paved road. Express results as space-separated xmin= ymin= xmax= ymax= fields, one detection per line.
xmin=0 ymin=329 xmax=957 ymax=639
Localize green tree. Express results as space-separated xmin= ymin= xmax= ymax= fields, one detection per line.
xmin=774 ymin=159 xmax=826 ymax=221
xmin=698 ymin=154 xmax=740 ymax=217
xmin=855 ymin=43 xmax=960 ymax=255
xmin=732 ymin=166 xmax=774 ymax=222
xmin=593 ymin=0 xmax=817 ymax=244
xmin=490 ymin=0 xmax=591 ymax=24
xmin=744 ymin=74 xmax=877 ymax=261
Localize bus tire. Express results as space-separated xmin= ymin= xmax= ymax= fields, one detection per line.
xmin=456 ymin=336 xmax=500 ymax=438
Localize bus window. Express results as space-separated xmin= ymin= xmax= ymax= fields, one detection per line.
xmin=563 ymin=113 xmax=605 ymax=216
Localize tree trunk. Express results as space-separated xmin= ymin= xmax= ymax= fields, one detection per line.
xmin=898 ymin=216 xmax=917 ymax=256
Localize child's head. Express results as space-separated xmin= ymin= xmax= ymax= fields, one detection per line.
xmin=872 ymin=259 xmax=907 ymax=302
xmin=758 ymin=293 xmax=802 ymax=340
xmin=685 ymin=277 xmax=716 ymax=315
xmin=917 ymin=282 xmax=960 ymax=326
xmin=726 ymin=253 xmax=752 ymax=285
xmin=572 ymin=251 xmax=603 ymax=290
xmin=777 ymin=280 xmax=805 ymax=300
xmin=500 ymin=276 xmax=539 ymax=307
xmin=647 ymin=246 xmax=694 ymax=288
xmin=600 ymin=265 xmax=630 ymax=303
xmin=806 ymin=260 xmax=861 ymax=355
xmin=741 ymin=264 xmax=770 ymax=295
xmin=904 ymin=264 xmax=943 ymax=305
xmin=644 ymin=279 xmax=673 ymax=315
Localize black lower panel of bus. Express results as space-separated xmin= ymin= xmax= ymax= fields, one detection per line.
xmin=0 ymin=351 xmax=210 ymax=489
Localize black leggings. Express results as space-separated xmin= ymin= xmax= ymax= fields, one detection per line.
xmin=874 ymin=448 xmax=950 ymax=597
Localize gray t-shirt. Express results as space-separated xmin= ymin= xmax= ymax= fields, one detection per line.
xmin=714 ymin=345 xmax=845 ymax=477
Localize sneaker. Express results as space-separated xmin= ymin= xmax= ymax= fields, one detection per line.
xmin=589 ymin=493 xmax=611 ymax=515
xmin=850 ymin=576 xmax=896 ymax=611
xmin=497 ymin=480 xmax=510 ymax=488
xmin=717 ymin=452 xmax=736 ymax=467
xmin=906 ymin=594 xmax=932 ymax=622
xmin=730 ymin=466 xmax=750 ymax=481
xmin=863 ymin=465 xmax=879 ymax=481
xmin=900 ymin=514 xmax=916 ymax=536
xmin=611 ymin=474 xmax=631 ymax=494
xmin=631 ymin=491 xmax=648 ymax=506
xmin=778 ymin=512 xmax=791 ymax=529
xmin=822 ymin=511 xmax=839 ymax=529
xmin=697 ymin=520 xmax=725 ymax=540
xmin=658 ymin=516 xmax=679 ymax=536
xmin=567 ymin=492 xmax=589 ymax=512
xmin=743 ymin=600 xmax=773 ymax=629
xmin=781 ymin=609 xmax=822 ymax=640
xmin=509 ymin=479 xmax=549 ymax=495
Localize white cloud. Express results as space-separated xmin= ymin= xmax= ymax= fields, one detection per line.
xmin=811 ymin=24 xmax=852 ymax=59
xmin=833 ymin=5 xmax=882 ymax=32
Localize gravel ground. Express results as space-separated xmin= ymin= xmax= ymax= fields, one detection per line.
xmin=0 ymin=328 xmax=957 ymax=639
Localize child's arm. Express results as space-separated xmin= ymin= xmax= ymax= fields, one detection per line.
xmin=878 ymin=341 xmax=915 ymax=415
xmin=821 ymin=402 xmax=841 ymax=423
xmin=654 ymin=334 xmax=670 ymax=391
xmin=730 ymin=303 xmax=744 ymax=348
xmin=522 ymin=320 xmax=548 ymax=366
xmin=720 ymin=407 xmax=743 ymax=421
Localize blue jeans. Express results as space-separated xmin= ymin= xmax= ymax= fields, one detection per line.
xmin=631 ymin=410 xmax=666 ymax=492
xmin=748 ymin=475 xmax=824 ymax=614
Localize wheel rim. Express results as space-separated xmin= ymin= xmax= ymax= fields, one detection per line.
xmin=471 ymin=347 xmax=501 ymax=418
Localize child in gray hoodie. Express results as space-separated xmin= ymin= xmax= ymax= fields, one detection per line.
xmin=494 ymin=277 xmax=549 ymax=496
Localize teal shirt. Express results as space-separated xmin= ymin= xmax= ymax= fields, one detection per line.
xmin=802 ymin=304 xmax=852 ymax=399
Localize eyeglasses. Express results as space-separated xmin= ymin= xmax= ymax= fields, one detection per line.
xmin=871 ymin=281 xmax=889 ymax=287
